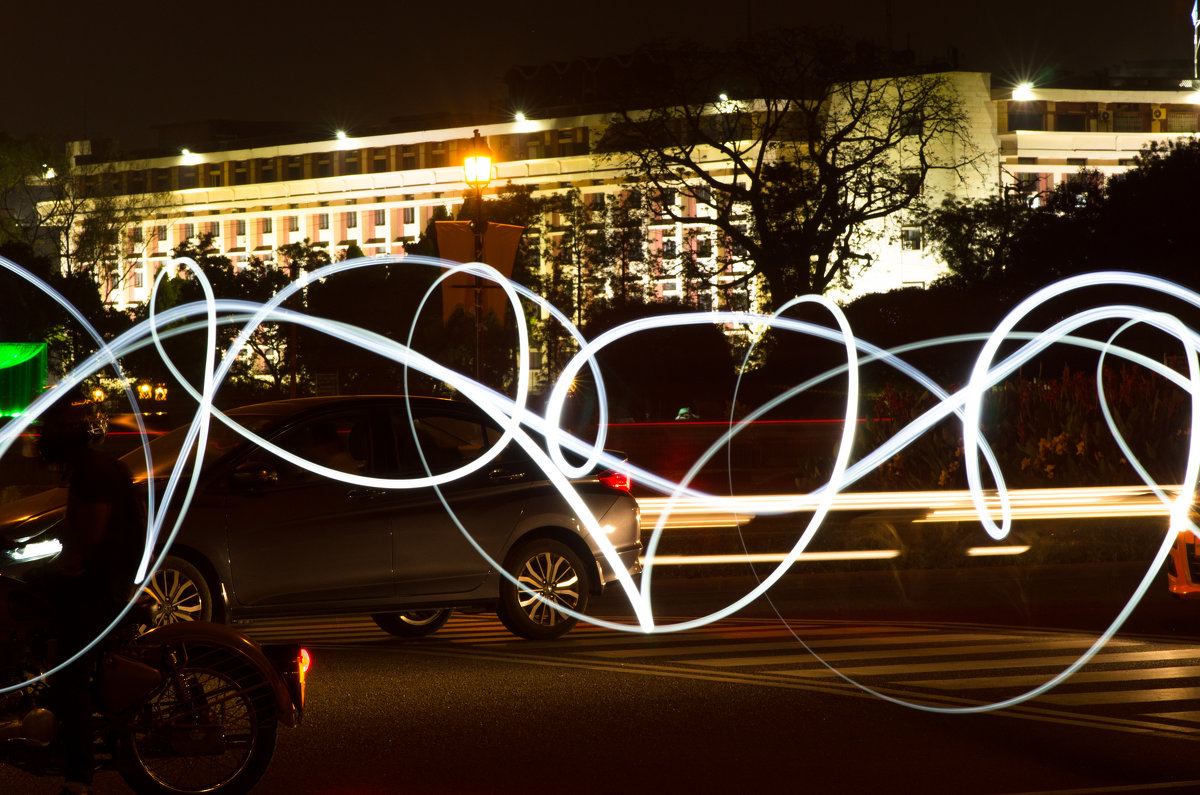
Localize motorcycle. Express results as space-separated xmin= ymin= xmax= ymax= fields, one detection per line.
xmin=0 ymin=572 xmax=307 ymax=794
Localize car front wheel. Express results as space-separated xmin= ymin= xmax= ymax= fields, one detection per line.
xmin=371 ymin=609 xmax=453 ymax=637
xmin=143 ymin=555 xmax=213 ymax=626
xmin=497 ymin=539 xmax=589 ymax=640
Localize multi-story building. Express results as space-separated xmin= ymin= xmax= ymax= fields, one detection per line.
xmin=41 ymin=71 xmax=1200 ymax=323
xmin=994 ymin=81 xmax=1200 ymax=197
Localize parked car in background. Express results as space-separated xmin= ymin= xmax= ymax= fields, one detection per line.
xmin=1 ymin=396 xmax=642 ymax=640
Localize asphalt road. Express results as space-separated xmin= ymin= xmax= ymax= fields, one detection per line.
xmin=6 ymin=562 xmax=1200 ymax=794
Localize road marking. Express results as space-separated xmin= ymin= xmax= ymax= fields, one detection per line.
xmin=1147 ymin=711 xmax=1200 ymax=723
xmin=1037 ymin=687 xmax=1200 ymax=706
xmin=775 ymin=648 xmax=1200 ymax=677
xmin=252 ymin=613 xmax=1200 ymax=741
xmin=665 ymin=638 xmax=1140 ymax=667
xmin=580 ymin=632 xmax=1053 ymax=660
xmin=910 ymin=666 xmax=1200 ymax=690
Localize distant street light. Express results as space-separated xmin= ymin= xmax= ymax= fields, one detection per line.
xmin=463 ymin=129 xmax=493 ymax=383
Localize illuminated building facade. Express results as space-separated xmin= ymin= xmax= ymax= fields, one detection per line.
xmin=994 ymin=83 xmax=1200 ymax=198
xmin=45 ymin=72 xmax=1199 ymax=320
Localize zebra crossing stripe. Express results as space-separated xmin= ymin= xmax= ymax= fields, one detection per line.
xmin=615 ymin=637 xmax=1139 ymax=665
xmin=1037 ymin=687 xmax=1200 ymax=706
xmin=909 ymin=665 xmax=1200 ymax=691
xmin=781 ymin=648 xmax=1200 ymax=678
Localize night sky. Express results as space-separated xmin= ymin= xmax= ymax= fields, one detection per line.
xmin=4 ymin=0 xmax=1196 ymax=150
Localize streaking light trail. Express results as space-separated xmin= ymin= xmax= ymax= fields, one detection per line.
xmin=2 ymin=254 xmax=1198 ymax=718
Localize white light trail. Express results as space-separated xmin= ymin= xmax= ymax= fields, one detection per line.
xmin=3 ymin=254 xmax=1199 ymax=718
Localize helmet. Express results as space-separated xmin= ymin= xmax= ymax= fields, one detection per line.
xmin=36 ymin=396 xmax=108 ymax=464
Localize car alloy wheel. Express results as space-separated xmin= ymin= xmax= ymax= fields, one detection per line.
xmin=143 ymin=556 xmax=212 ymax=625
xmin=497 ymin=539 xmax=589 ymax=640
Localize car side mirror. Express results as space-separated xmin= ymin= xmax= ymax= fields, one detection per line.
xmin=231 ymin=462 xmax=278 ymax=493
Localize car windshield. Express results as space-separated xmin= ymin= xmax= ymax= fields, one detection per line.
xmin=120 ymin=414 xmax=275 ymax=481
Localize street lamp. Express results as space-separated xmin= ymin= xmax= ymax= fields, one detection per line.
xmin=463 ymin=129 xmax=493 ymax=383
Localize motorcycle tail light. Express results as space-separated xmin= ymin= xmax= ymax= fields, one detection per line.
xmin=299 ymin=647 xmax=312 ymax=674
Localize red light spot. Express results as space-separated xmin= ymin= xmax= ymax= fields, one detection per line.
xmin=598 ymin=471 xmax=632 ymax=492
xmin=299 ymin=648 xmax=312 ymax=674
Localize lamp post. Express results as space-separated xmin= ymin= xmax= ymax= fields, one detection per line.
xmin=462 ymin=129 xmax=493 ymax=383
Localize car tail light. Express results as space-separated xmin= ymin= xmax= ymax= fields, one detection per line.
xmin=598 ymin=470 xmax=632 ymax=492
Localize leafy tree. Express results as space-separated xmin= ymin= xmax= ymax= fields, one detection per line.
xmin=144 ymin=235 xmax=291 ymax=404
xmin=923 ymin=140 xmax=1200 ymax=296
xmin=1089 ymin=138 xmax=1200 ymax=283
xmin=917 ymin=193 xmax=1033 ymax=284
xmin=596 ymin=28 xmax=981 ymax=308
xmin=0 ymin=134 xmax=68 ymax=251
xmin=29 ymin=149 xmax=173 ymax=303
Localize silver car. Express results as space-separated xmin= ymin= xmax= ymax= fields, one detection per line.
xmin=1 ymin=396 xmax=642 ymax=640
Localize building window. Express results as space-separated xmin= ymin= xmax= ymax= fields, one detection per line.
xmin=1055 ymin=114 xmax=1086 ymax=132
xmin=371 ymin=148 xmax=389 ymax=173
xmin=184 ymin=223 xmax=195 ymax=239
xmin=1168 ymin=111 xmax=1197 ymax=132
xmin=340 ymin=151 xmax=361 ymax=174
xmin=901 ymin=169 xmax=921 ymax=196
xmin=899 ymin=112 xmax=923 ymax=137
xmin=207 ymin=165 xmax=223 ymax=187
xmin=315 ymin=156 xmax=331 ymax=178
xmin=131 ymin=226 xmax=144 ymax=243
xmin=235 ymin=219 xmax=246 ymax=236
xmin=289 ymin=215 xmax=299 ymax=232
xmin=262 ymin=217 xmax=273 ymax=234
xmin=401 ymin=145 xmax=417 ymax=170
xmin=1113 ymin=112 xmax=1143 ymax=132
xmin=318 ymin=213 xmax=329 ymax=230
xmin=662 ymin=239 xmax=677 ymax=258
xmin=1008 ymin=104 xmax=1045 ymax=131
xmin=259 ymin=158 xmax=276 ymax=182
xmin=403 ymin=207 xmax=415 ymax=225
xmin=287 ymin=156 xmax=303 ymax=180
xmin=374 ymin=209 xmax=386 ymax=226
xmin=234 ymin=161 xmax=248 ymax=185
xmin=209 ymin=221 xmax=221 ymax=237
xmin=156 ymin=225 xmax=167 ymax=244
xmin=180 ymin=167 xmax=198 ymax=189
xmin=346 ymin=212 xmax=357 ymax=229
xmin=901 ymin=227 xmax=922 ymax=251
xmin=1014 ymin=173 xmax=1041 ymax=195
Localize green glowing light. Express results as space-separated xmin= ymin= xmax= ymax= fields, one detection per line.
xmin=0 ymin=342 xmax=49 ymax=417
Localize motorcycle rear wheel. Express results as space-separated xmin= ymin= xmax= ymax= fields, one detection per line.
xmin=118 ymin=645 xmax=277 ymax=795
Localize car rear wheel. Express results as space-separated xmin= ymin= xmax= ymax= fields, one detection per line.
xmin=497 ymin=539 xmax=589 ymax=640
xmin=371 ymin=609 xmax=453 ymax=637
xmin=143 ymin=555 xmax=213 ymax=626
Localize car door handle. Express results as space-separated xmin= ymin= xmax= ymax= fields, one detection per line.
xmin=347 ymin=487 xmax=388 ymax=500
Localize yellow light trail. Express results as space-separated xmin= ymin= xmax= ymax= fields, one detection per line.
xmin=636 ymin=486 xmax=1179 ymax=565
xmin=637 ymin=485 xmax=1185 ymax=528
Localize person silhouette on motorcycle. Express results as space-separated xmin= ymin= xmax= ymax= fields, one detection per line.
xmin=33 ymin=393 xmax=144 ymax=795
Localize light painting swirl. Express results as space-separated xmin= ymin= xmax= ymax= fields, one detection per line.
xmin=1 ymin=253 xmax=1198 ymax=717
